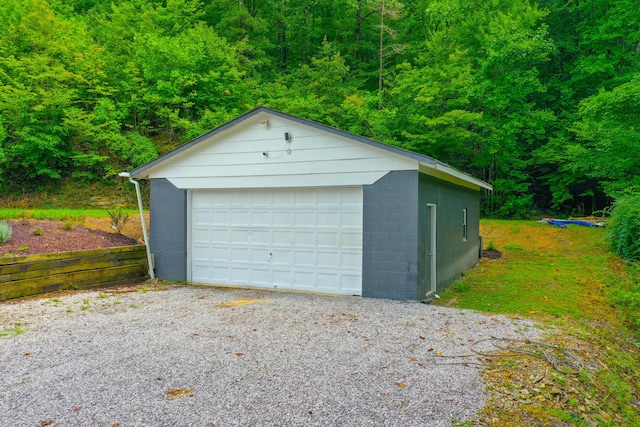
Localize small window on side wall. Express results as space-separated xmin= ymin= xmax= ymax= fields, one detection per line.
xmin=463 ymin=208 xmax=468 ymax=241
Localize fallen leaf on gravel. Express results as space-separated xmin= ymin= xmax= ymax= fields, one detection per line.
xmin=410 ymin=357 xmax=418 ymax=361
xmin=217 ymin=298 xmax=269 ymax=308
xmin=72 ymin=406 xmax=81 ymax=412
xmin=419 ymin=335 xmax=425 ymax=339
xmin=25 ymin=352 xmax=32 ymax=356
xmin=234 ymin=352 xmax=244 ymax=356
xmin=428 ymin=347 xmax=433 ymax=352
xmin=308 ymin=410 xmax=313 ymax=415
xmin=396 ymin=382 xmax=406 ymax=388
xmin=40 ymin=421 xmax=53 ymax=426
xmin=166 ymin=388 xmax=192 ymax=400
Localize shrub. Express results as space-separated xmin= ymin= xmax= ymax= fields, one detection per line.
xmin=32 ymin=227 xmax=44 ymax=236
xmin=60 ymin=222 xmax=75 ymax=231
xmin=608 ymin=193 xmax=640 ymax=261
xmin=107 ymin=208 xmax=130 ymax=234
xmin=0 ymin=221 xmax=12 ymax=243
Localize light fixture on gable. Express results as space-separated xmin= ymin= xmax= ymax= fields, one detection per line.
xmin=285 ymin=132 xmax=291 ymax=142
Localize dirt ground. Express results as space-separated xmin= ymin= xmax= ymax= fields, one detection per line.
xmin=0 ymin=215 xmax=148 ymax=257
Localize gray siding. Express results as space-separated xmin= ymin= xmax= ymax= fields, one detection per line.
xmin=418 ymin=175 xmax=480 ymax=298
xmin=362 ymin=171 xmax=419 ymax=300
xmin=150 ymin=178 xmax=187 ymax=281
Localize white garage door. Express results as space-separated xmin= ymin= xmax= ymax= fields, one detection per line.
xmin=190 ymin=187 xmax=363 ymax=295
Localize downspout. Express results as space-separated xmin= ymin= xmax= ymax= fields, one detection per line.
xmin=119 ymin=172 xmax=155 ymax=280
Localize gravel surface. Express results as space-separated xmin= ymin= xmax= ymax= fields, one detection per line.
xmin=0 ymin=285 xmax=542 ymax=426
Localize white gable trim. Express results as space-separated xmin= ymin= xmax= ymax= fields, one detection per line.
xmin=129 ymin=106 xmax=492 ymax=191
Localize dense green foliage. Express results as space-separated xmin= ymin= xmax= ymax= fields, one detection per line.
xmin=609 ymin=194 xmax=640 ymax=262
xmin=0 ymin=0 xmax=638 ymax=217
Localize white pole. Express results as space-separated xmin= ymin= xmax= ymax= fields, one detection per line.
xmin=119 ymin=172 xmax=155 ymax=280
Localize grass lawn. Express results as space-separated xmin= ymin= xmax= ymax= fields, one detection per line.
xmin=437 ymin=220 xmax=639 ymax=426
xmin=0 ymin=208 xmax=139 ymax=221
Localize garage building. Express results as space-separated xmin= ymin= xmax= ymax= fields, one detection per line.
xmin=126 ymin=106 xmax=492 ymax=301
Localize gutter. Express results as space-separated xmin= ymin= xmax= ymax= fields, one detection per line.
xmin=119 ymin=172 xmax=155 ymax=280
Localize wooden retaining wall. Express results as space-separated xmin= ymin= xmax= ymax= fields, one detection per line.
xmin=0 ymin=245 xmax=149 ymax=301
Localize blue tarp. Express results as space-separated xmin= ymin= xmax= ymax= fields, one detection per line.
xmin=544 ymin=219 xmax=600 ymax=228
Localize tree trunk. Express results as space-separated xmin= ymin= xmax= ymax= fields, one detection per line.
xmin=354 ymin=6 xmax=362 ymax=69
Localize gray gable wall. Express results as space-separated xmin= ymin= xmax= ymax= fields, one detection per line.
xmin=362 ymin=171 xmax=420 ymax=300
xmin=149 ymin=178 xmax=187 ymax=281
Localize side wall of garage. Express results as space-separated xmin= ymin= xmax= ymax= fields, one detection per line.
xmin=418 ymin=175 xmax=480 ymax=297
xmin=150 ymin=178 xmax=188 ymax=281
xmin=362 ymin=171 xmax=420 ymax=300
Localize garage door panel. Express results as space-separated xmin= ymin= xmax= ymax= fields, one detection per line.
xmin=273 ymin=212 xmax=292 ymax=226
xmin=231 ymin=229 xmax=250 ymax=243
xmin=211 ymin=246 xmax=232 ymax=262
xmin=190 ymin=187 xmax=362 ymax=295
xmin=341 ymin=211 xmax=362 ymax=227
xmin=273 ymin=192 xmax=294 ymax=205
xmin=231 ymin=247 xmax=251 ymax=263
xmin=251 ymin=230 xmax=270 ymax=245
xmin=317 ymin=251 xmax=339 ymax=267
xmin=294 ymin=271 xmax=316 ymax=288
xmin=317 ymin=273 xmax=338 ymax=288
xmin=231 ymin=211 xmax=250 ymax=226
xmin=295 ymin=192 xmax=315 ymax=206
xmin=317 ymin=232 xmax=337 ymax=247
xmin=251 ymin=248 xmax=271 ymax=263
xmin=270 ymin=230 xmax=291 ymax=245
xmin=191 ymin=245 xmax=211 ymax=259
xmin=317 ymin=190 xmax=340 ymax=205
xmin=252 ymin=268 xmax=271 ymax=284
xmin=341 ymin=252 xmax=362 ymax=269
xmin=294 ymin=231 xmax=314 ymax=246
xmin=209 ymin=212 xmax=229 ymax=226
xmin=295 ymin=250 xmax=315 ymax=266
xmin=317 ymin=212 xmax=339 ymax=226
xmin=251 ymin=211 xmax=271 ymax=226
xmin=341 ymin=273 xmax=361 ymax=288
xmin=192 ymin=210 xmax=211 ymax=224
xmin=208 ymin=192 xmax=231 ymax=206
xmin=294 ymin=212 xmax=315 ymax=226
xmin=273 ymin=269 xmax=293 ymax=285
xmin=229 ymin=268 xmax=250 ymax=283
xmin=271 ymin=249 xmax=293 ymax=265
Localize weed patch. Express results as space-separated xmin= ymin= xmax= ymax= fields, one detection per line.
xmin=0 ymin=323 xmax=27 ymax=338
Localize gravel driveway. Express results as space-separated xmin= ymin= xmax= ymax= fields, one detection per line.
xmin=0 ymin=285 xmax=540 ymax=426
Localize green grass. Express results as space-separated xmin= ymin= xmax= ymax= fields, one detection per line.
xmin=0 ymin=323 xmax=27 ymax=338
xmin=437 ymin=219 xmax=640 ymax=426
xmin=440 ymin=220 xmax=613 ymax=321
xmin=0 ymin=208 xmax=139 ymax=221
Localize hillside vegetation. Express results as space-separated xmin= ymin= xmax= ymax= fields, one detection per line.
xmin=0 ymin=0 xmax=638 ymax=218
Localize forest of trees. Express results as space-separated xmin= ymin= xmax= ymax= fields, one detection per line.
xmin=0 ymin=0 xmax=638 ymax=217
